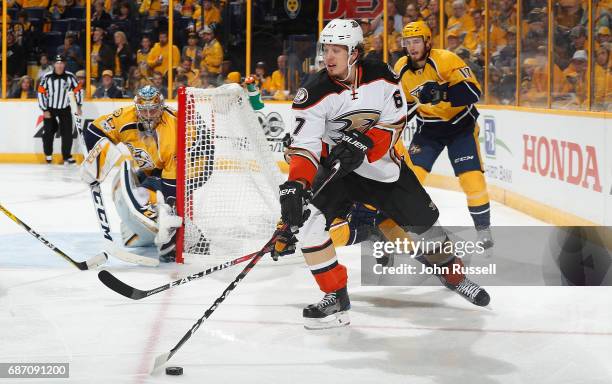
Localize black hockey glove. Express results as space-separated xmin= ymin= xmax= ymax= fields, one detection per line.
xmin=279 ymin=180 xmax=312 ymax=231
xmin=271 ymin=220 xmax=298 ymax=261
xmin=418 ymin=81 xmax=448 ymax=105
xmin=327 ymin=130 xmax=373 ymax=177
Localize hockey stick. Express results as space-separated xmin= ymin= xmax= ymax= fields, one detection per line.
xmin=0 ymin=203 xmax=108 ymax=270
xmin=98 ymin=252 xmax=255 ymax=300
xmin=69 ymin=92 xmax=159 ymax=267
xmin=152 ymin=162 xmax=341 ymax=371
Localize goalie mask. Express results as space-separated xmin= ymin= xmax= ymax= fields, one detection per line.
xmin=135 ymin=85 xmax=164 ymax=134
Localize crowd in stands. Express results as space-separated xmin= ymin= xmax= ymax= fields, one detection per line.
xmin=356 ymin=0 xmax=610 ymax=110
xmin=0 ymin=0 xmax=609 ymax=110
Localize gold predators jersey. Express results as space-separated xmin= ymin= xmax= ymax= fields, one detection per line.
xmin=88 ymin=104 xmax=177 ymax=182
xmin=394 ymin=49 xmax=481 ymax=137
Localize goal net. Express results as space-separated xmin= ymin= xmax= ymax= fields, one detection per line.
xmin=176 ymin=84 xmax=284 ymax=265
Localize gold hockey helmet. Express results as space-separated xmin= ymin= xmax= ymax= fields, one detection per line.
xmin=401 ymin=21 xmax=432 ymax=44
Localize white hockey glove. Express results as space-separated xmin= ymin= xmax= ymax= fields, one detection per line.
xmin=154 ymin=191 xmax=183 ymax=248
xmin=80 ymin=164 xmax=99 ymax=186
xmin=80 ymin=137 xmax=121 ymax=186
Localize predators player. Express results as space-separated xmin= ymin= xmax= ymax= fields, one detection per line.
xmin=278 ymin=19 xmax=490 ymax=330
xmin=394 ymin=21 xmax=493 ymax=247
xmin=80 ymin=86 xmax=183 ymax=262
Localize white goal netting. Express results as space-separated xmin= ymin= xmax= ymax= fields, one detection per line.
xmin=177 ymin=84 xmax=285 ymax=265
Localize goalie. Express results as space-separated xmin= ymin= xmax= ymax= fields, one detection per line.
xmin=80 ymin=86 xmax=182 ymax=262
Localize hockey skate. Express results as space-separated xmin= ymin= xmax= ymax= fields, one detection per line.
xmin=303 ymin=287 xmax=351 ymax=330
xmin=476 ymin=227 xmax=494 ymax=249
xmin=443 ymin=276 xmax=491 ymax=307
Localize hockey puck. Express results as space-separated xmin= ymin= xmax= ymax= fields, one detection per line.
xmin=166 ymin=366 xmax=183 ymax=376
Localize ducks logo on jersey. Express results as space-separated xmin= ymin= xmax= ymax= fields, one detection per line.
xmin=331 ymin=110 xmax=381 ymax=135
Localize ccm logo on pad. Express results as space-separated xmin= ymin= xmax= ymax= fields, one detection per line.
xmin=454 ymin=155 xmax=474 ymax=163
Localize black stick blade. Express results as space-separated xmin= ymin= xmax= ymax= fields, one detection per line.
xmin=98 ymin=270 xmax=146 ymax=300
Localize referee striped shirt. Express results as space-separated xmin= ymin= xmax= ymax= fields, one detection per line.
xmin=37 ymin=71 xmax=83 ymax=111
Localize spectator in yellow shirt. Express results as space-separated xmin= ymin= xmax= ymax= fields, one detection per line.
xmin=595 ymin=26 xmax=610 ymax=50
xmin=14 ymin=0 xmax=50 ymax=8
xmin=463 ymin=8 xmax=484 ymax=53
xmin=147 ymin=31 xmax=180 ymax=76
xmin=418 ymin=0 xmax=431 ymax=19
xmin=270 ymin=54 xmax=299 ymax=100
xmin=358 ymin=19 xmax=375 ymax=53
xmin=182 ymin=33 xmax=203 ymax=69
xmin=193 ymin=0 xmax=221 ymax=30
xmin=200 ymin=25 xmax=224 ymax=74
xmin=447 ymin=0 xmax=475 ymax=37
xmin=424 ymin=13 xmax=441 ymax=49
xmin=176 ymin=57 xmax=200 ymax=86
xmin=139 ymin=0 xmax=162 ymax=17
xmin=558 ymin=50 xmax=588 ymax=108
xmin=593 ymin=46 xmax=611 ymax=110
xmin=520 ymin=57 xmax=547 ymax=107
xmin=91 ymin=25 xmax=114 ymax=81
xmin=176 ymin=0 xmax=199 ymax=17
xmin=137 ymin=35 xmax=153 ymax=78
xmin=445 ymin=29 xmax=465 ymax=53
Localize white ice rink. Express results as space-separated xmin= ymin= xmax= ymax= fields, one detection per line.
xmin=1 ymin=164 xmax=611 ymax=384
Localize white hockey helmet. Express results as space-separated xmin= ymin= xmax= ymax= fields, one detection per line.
xmin=318 ymin=19 xmax=363 ymax=80
xmin=318 ymin=19 xmax=364 ymax=53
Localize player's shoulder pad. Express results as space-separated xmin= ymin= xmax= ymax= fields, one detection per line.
xmin=430 ymin=48 xmax=462 ymax=61
xmin=428 ymin=49 xmax=466 ymax=70
xmin=360 ymin=59 xmax=400 ymax=85
xmin=292 ymin=70 xmax=343 ymax=110
xmin=394 ymin=56 xmax=413 ymax=78
xmin=393 ymin=56 xmax=407 ymax=73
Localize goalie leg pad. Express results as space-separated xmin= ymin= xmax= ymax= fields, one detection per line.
xmin=112 ymin=160 xmax=158 ymax=247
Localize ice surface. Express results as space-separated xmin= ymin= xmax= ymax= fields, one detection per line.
xmin=1 ymin=164 xmax=610 ymax=384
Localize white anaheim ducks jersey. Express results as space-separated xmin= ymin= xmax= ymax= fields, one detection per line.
xmin=287 ymin=60 xmax=407 ymax=185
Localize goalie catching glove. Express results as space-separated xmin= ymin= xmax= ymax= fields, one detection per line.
xmin=155 ymin=191 xmax=183 ymax=263
xmin=326 ymin=130 xmax=373 ymax=178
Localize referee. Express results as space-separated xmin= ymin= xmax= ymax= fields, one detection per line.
xmin=37 ymin=54 xmax=83 ymax=164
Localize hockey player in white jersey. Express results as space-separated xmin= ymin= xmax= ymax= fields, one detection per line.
xmin=278 ymin=19 xmax=490 ymax=329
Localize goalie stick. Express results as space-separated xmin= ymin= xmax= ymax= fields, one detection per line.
xmin=98 ymin=252 xmax=255 ymax=300
xmin=152 ymin=162 xmax=341 ymax=371
xmin=68 ymin=91 xmax=159 ymax=267
xmin=0 ymin=203 xmax=108 ymax=270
